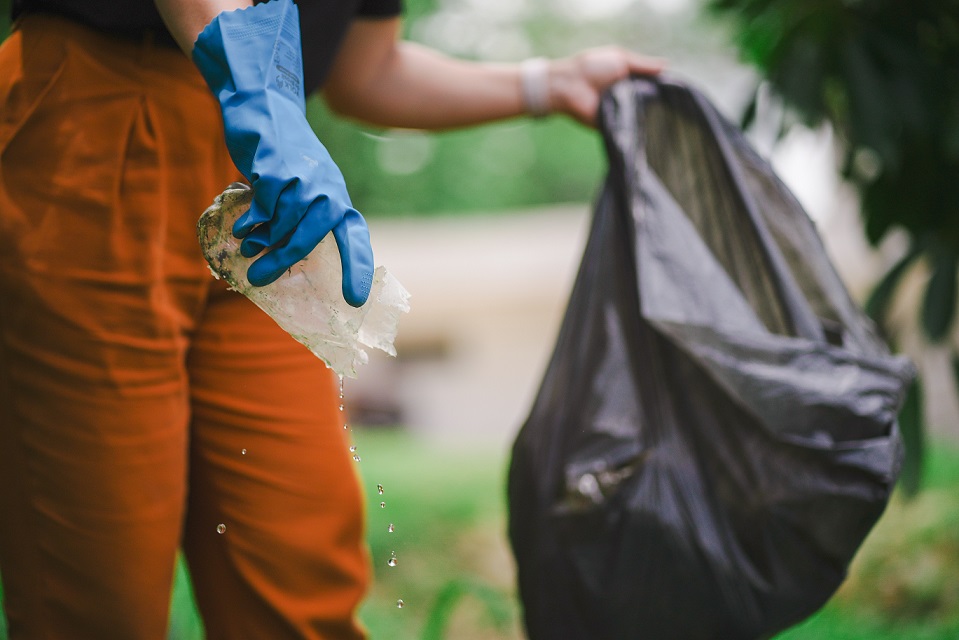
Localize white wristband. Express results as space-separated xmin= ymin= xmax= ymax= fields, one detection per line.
xmin=520 ymin=57 xmax=551 ymax=118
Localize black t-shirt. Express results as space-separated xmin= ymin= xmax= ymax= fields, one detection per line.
xmin=11 ymin=0 xmax=402 ymax=91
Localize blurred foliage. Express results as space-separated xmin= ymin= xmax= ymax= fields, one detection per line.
xmin=709 ymin=0 xmax=959 ymax=493
xmin=308 ymin=98 xmax=605 ymax=218
xmin=0 ymin=0 xmax=9 ymax=37
xmin=354 ymin=430 xmax=523 ymax=639
xmin=421 ymin=578 xmax=515 ymax=640
xmin=710 ymin=0 xmax=959 ymax=251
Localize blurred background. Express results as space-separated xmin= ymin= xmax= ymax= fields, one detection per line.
xmin=2 ymin=0 xmax=958 ymax=638
xmin=335 ymin=1 xmax=959 ymax=636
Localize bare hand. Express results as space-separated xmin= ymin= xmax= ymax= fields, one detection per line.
xmin=548 ymin=47 xmax=665 ymax=127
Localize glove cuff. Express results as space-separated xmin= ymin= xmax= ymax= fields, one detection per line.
xmin=192 ymin=0 xmax=307 ymax=177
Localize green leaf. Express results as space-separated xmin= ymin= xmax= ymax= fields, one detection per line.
xmin=777 ymin=41 xmax=825 ymax=119
xmin=737 ymin=7 xmax=787 ymax=69
xmin=740 ymin=84 xmax=760 ymax=131
xmin=945 ymin=108 xmax=959 ymax=162
xmin=421 ymin=579 xmax=513 ymax=640
xmin=953 ymin=354 xmax=959 ymax=397
xmin=921 ymin=250 xmax=959 ymax=342
xmin=840 ymin=36 xmax=898 ymax=170
xmin=167 ymin=555 xmax=204 ymax=640
xmin=864 ymin=244 xmax=923 ymax=331
xmin=897 ymin=378 xmax=924 ymax=497
xmin=0 ymin=0 xmax=9 ymax=41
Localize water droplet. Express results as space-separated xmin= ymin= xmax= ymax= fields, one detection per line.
xmin=387 ymin=551 xmax=398 ymax=567
xmin=349 ymin=445 xmax=357 ymax=453
xmin=338 ymin=377 xmax=345 ymax=400
xmin=396 ymin=599 xmax=405 ymax=609
xmin=380 ymin=501 xmax=386 ymax=509
xmin=216 ymin=524 xmax=226 ymax=534
xmin=241 ymin=448 xmax=247 ymax=455
xmin=339 ymin=403 xmax=345 ymax=411
xmin=352 ymin=454 xmax=361 ymax=462
xmin=388 ymin=523 xmax=395 ymax=533
xmin=377 ymin=484 xmax=384 ymax=495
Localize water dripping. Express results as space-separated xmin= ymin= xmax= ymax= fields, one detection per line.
xmin=377 ymin=484 xmax=384 ymax=495
xmin=349 ymin=445 xmax=357 ymax=453
xmin=216 ymin=523 xmax=226 ymax=534
xmin=339 ymin=377 xmax=349 ymax=430
xmin=353 ymin=454 xmax=361 ymax=462
xmin=387 ymin=551 xmax=397 ymax=567
xmin=396 ymin=599 xmax=405 ymax=609
xmin=388 ymin=523 xmax=395 ymax=533
xmin=380 ymin=501 xmax=386 ymax=509
xmin=241 ymin=448 xmax=247 ymax=455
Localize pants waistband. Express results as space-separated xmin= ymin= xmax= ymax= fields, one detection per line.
xmin=15 ymin=10 xmax=180 ymax=49
xmin=12 ymin=12 xmax=207 ymax=94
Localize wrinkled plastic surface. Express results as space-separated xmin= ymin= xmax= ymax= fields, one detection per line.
xmin=508 ymin=77 xmax=914 ymax=640
xmin=197 ymin=183 xmax=410 ymax=379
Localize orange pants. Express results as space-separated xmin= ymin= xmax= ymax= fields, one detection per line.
xmin=0 ymin=15 xmax=368 ymax=639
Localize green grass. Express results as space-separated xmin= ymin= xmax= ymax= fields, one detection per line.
xmin=353 ymin=430 xmax=523 ymax=640
xmin=2 ymin=435 xmax=958 ymax=639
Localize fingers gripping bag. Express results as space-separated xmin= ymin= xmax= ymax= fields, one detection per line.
xmin=507 ymin=77 xmax=914 ymax=640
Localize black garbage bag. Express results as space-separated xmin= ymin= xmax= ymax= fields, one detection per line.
xmin=507 ymin=76 xmax=915 ymax=640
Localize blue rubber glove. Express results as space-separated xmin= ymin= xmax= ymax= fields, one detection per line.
xmin=192 ymin=0 xmax=373 ymax=307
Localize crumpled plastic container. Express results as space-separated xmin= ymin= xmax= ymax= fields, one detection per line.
xmin=197 ymin=183 xmax=410 ymax=378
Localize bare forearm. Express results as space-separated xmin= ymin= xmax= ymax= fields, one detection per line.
xmin=154 ymin=0 xmax=252 ymax=53
xmin=326 ymin=40 xmax=526 ymax=130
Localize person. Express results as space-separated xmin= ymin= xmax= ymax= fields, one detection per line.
xmin=0 ymin=0 xmax=663 ymax=637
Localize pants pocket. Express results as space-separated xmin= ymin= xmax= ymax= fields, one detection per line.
xmin=0 ymin=30 xmax=68 ymax=158
xmin=1 ymin=35 xmax=150 ymax=272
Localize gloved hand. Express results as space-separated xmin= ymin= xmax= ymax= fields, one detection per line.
xmin=192 ymin=0 xmax=373 ymax=307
